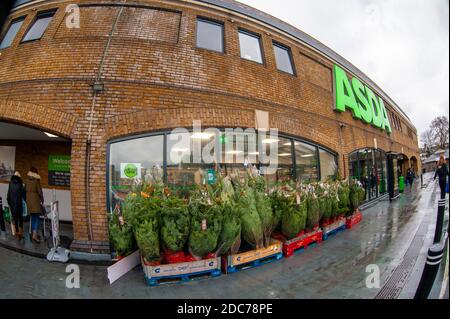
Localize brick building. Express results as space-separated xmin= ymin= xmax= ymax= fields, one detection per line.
xmin=0 ymin=0 xmax=421 ymax=256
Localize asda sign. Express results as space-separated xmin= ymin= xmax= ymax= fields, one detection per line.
xmin=333 ymin=64 xmax=392 ymax=134
xmin=120 ymin=163 xmax=142 ymax=179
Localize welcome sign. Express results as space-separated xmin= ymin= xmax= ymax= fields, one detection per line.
xmin=48 ymin=155 xmax=71 ymax=187
xmin=333 ymin=64 xmax=392 ymax=134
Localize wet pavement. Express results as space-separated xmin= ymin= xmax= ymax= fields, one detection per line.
xmin=0 ymin=220 xmax=73 ymax=258
xmin=0 ymin=173 xmax=448 ymax=299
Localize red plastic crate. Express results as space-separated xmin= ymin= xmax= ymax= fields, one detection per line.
xmin=346 ymin=209 xmax=363 ymax=229
xmin=275 ymin=230 xmax=323 ymax=258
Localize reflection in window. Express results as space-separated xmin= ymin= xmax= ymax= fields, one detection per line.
xmin=319 ymin=149 xmax=337 ymax=181
xmin=0 ymin=17 xmax=25 ymax=49
xmin=295 ymin=141 xmax=318 ymax=182
xmin=273 ymin=42 xmax=294 ymax=74
xmin=260 ymin=137 xmax=293 ymax=187
xmin=239 ymin=30 xmax=263 ymax=64
xmin=196 ymin=18 xmax=224 ymax=53
xmin=22 ymin=11 xmax=55 ymax=42
xmin=167 ymin=130 xmax=219 ymax=194
xmin=109 ymin=135 xmax=164 ymax=210
xmin=221 ymin=129 xmax=258 ymax=180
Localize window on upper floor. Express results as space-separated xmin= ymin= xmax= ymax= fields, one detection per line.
xmin=273 ymin=41 xmax=294 ymax=75
xmin=0 ymin=17 xmax=25 ymax=49
xmin=22 ymin=10 xmax=56 ymax=43
xmin=196 ymin=18 xmax=224 ymax=53
xmin=238 ymin=29 xmax=263 ymax=64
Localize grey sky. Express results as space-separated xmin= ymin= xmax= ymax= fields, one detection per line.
xmin=238 ymin=0 xmax=449 ymax=136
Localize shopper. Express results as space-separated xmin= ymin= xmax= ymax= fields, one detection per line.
xmin=434 ymin=155 xmax=449 ymax=200
xmin=24 ymin=167 xmax=44 ymax=243
xmin=406 ymin=168 xmax=415 ymax=190
xmin=7 ymin=171 xmax=25 ymax=240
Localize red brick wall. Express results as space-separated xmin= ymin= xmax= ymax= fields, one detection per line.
xmin=0 ymin=0 xmax=421 ymax=253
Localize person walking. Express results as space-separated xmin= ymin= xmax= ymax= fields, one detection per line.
xmin=406 ymin=168 xmax=415 ymax=190
xmin=434 ymin=155 xmax=449 ymax=200
xmin=24 ymin=167 xmax=44 ymax=243
xmin=7 ymin=171 xmax=25 ymax=240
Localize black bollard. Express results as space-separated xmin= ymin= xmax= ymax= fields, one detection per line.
xmin=434 ymin=199 xmax=446 ymax=244
xmin=414 ymin=232 xmax=448 ymax=299
xmin=421 ymin=174 xmax=424 ymax=188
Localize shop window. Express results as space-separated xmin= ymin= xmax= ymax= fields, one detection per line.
xmin=319 ymin=149 xmax=337 ymax=181
xmin=196 ymin=18 xmax=224 ymax=53
xmin=0 ymin=17 xmax=25 ymax=49
xmin=238 ymin=30 xmax=263 ymax=64
xmin=108 ymin=130 xmax=338 ymax=210
xmin=22 ymin=10 xmax=56 ymax=42
xmin=220 ymin=129 xmax=258 ymax=179
xmin=348 ymin=148 xmax=388 ymax=202
xmin=295 ymin=141 xmax=318 ymax=182
xmin=109 ymin=135 xmax=164 ymax=210
xmin=260 ymin=137 xmax=294 ymax=186
xmin=167 ymin=130 xmax=219 ymax=194
xmin=273 ymin=42 xmax=294 ymax=75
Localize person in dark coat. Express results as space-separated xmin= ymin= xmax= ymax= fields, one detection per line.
xmin=7 ymin=171 xmax=25 ymax=240
xmin=24 ymin=167 xmax=44 ymax=243
xmin=434 ymin=155 xmax=449 ymax=200
xmin=406 ymin=168 xmax=415 ymax=190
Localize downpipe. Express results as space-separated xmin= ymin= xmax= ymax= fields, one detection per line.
xmin=85 ymin=0 xmax=127 ymax=253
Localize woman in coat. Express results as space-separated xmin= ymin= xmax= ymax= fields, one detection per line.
xmin=7 ymin=171 xmax=25 ymax=240
xmin=434 ymin=155 xmax=449 ymax=200
xmin=24 ymin=167 xmax=44 ymax=243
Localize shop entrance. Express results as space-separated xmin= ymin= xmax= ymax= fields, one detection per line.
xmin=348 ymin=148 xmax=389 ymax=204
xmin=410 ymin=156 xmax=419 ymax=175
xmin=0 ymin=121 xmax=73 ymax=256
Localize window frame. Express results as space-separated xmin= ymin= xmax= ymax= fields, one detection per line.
xmin=238 ymin=28 xmax=265 ymax=65
xmin=0 ymin=16 xmax=26 ymax=49
xmin=272 ymin=40 xmax=296 ymax=76
xmin=20 ymin=9 xmax=57 ymax=43
xmin=195 ymin=17 xmax=225 ymax=54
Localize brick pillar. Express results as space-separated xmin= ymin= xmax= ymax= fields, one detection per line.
xmin=69 ymin=127 xmax=110 ymax=254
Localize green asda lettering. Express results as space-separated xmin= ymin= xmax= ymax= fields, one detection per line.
xmin=333 ymin=64 xmax=392 ymax=134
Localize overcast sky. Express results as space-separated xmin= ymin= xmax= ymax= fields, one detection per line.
xmin=239 ymin=0 xmax=449 ymax=136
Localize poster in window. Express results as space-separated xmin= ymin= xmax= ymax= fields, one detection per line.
xmin=0 ymin=146 xmax=16 ymax=182
xmin=48 ymin=155 xmax=71 ymax=187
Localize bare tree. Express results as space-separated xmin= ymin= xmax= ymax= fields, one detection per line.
xmin=431 ymin=116 xmax=449 ymax=150
xmin=420 ymin=129 xmax=435 ymax=154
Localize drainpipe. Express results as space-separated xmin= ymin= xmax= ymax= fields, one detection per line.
xmin=85 ymin=1 xmax=127 ymax=253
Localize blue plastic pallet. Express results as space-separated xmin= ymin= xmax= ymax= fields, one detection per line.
xmin=226 ymin=252 xmax=283 ymax=274
xmin=322 ymin=224 xmax=346 ymax=241
xmin=145 ymin=268 xmax=221 ymax=286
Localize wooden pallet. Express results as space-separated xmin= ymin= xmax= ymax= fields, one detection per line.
xmin=224 ymin=252 xmax=283 ymax=273
xmin=322 ymin=219 xmax=347 ymax=241
xmin=141 ymin=257 xmax=221 ymax=286
xmin=223 ymin=239 xmax=283 ymax=273
xmin=282 ymin=229 xmax=323 ymax=258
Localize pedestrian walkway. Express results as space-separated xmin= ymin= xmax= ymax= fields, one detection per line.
xmin=0 ymin=173 xmax=447 ymax=299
